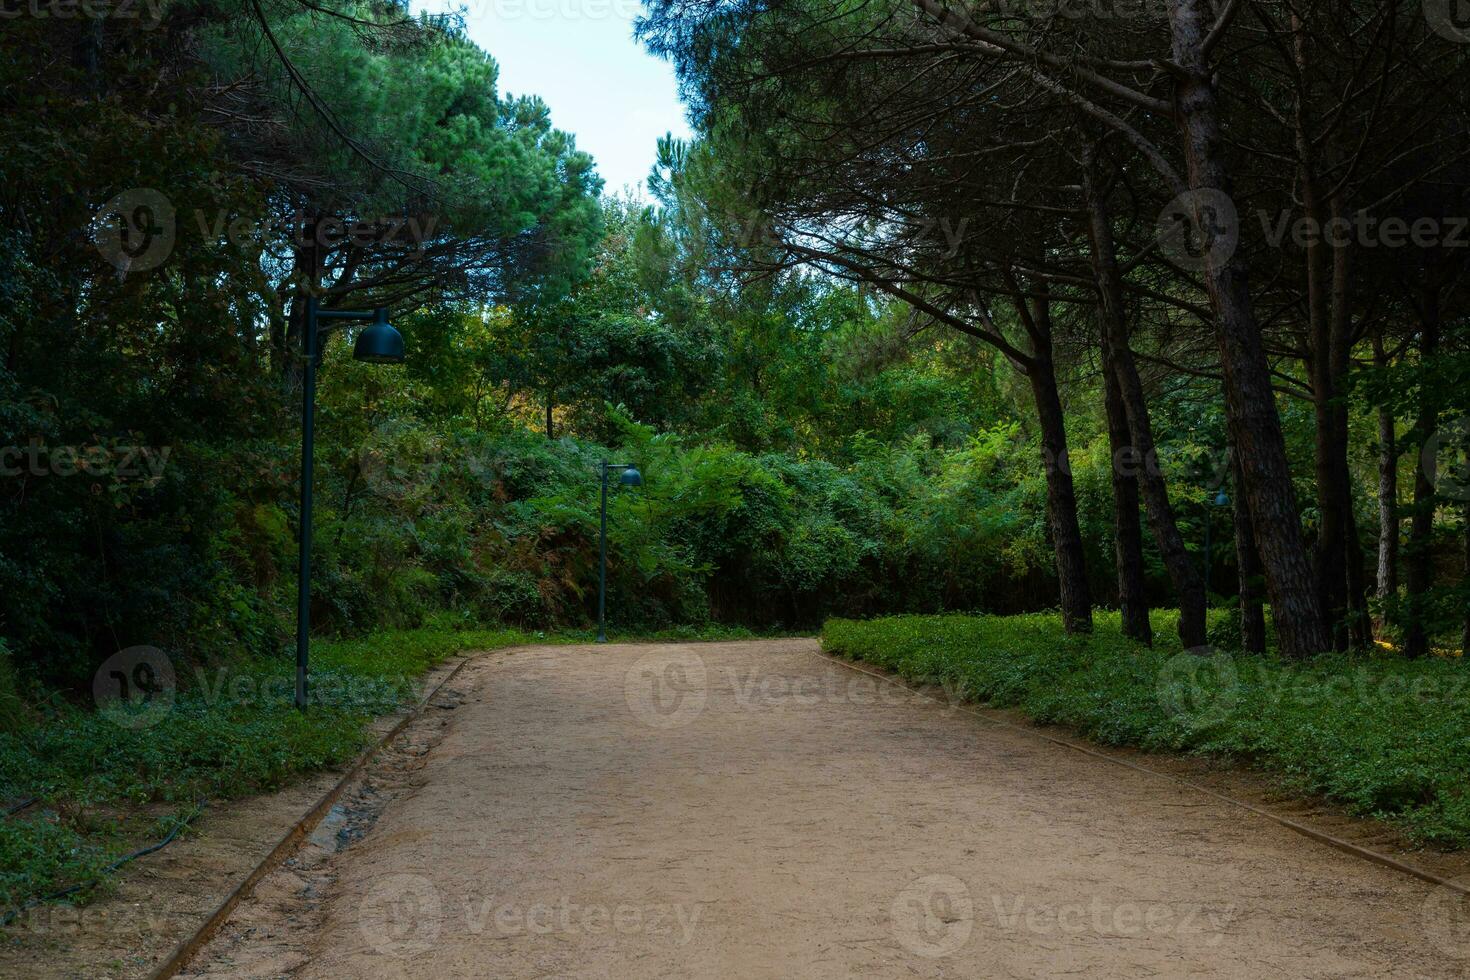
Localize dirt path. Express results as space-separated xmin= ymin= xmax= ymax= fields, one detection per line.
xmin=183 ymin=640 xmax=1467 ymax=978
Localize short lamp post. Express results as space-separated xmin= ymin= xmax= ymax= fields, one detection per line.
xmin=597 ymin=461 xmax=642 ymax=643
xmin=1201 ymin=488 xmax=1230 ymax=594
xmin=295 ymin=296 xmax=405 ymax=710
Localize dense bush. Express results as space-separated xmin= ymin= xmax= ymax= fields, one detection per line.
xmin=300 ymin=408 xmax=1082 ymax=636
xmin=823 ymin=612 xmax=1470 ymax=848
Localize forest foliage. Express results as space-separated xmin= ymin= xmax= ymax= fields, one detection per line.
xmin=2 ymin=0 xmax=1470 ymax=920
xmin=2 ymin=0 xmax=1468 ymax=709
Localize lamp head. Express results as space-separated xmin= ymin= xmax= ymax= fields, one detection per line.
xmin=620 ymin=466 xmax=642 ymax=487
xmin=353 ymin=308 xmax=405 ymax=364
xmin=1213 ymin=489 xmax=1230 ymax=507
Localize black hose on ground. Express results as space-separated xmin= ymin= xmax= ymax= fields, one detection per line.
xmin=0 ymin=802 xmax=205 ymax=928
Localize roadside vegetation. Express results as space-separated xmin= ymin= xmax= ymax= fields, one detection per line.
xmin=4 ymin=0 xmax=1469 ymax=932
xmin=0 ymin=624 xmax=535 ymax=916
xmin=0 ymin=619 xmax=765 ymax=917
xmin=824 ymin=613 xmax=1470 ymax=849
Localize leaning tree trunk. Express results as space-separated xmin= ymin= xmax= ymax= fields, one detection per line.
xmin=1463 ymin=450 xmax=1469 ymax=657
xmin=1102 ymin=354 xmax=1152 ymax=644
xmin=1164 ymin=0 xmax=1330 ymax=657
xmin=1084 ymin=159 xmax=1206 ymax=648
xmin=1403 ymin=280 xmax=1441 ymax=658
xmin=1329 ymin=198 xmax=1371 ymax=648
xmin=1458 ymin=452 xmax=1470 ymax=658
xmin=1026 ymin=353 xmax=1093 ymax=634
xmin=1374 ymin=331 xmax=1400 ymax=603
xmin=1377 ymin=404 xmax=1400 ymax=598
xmin=1230 ymin=445 xmax=1268 ymax=652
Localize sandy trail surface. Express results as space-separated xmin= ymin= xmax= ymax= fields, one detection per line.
xmin=184 ymin=639 xmax=1467 ymax=978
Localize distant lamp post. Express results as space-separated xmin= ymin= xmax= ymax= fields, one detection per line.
xmin=597 ymin=461 xmax=642 ymax=643
xmin=295 ymin=296 xmax=405 ymax=710
xmin=1202 ymin=488 xmax=1230 ymax=593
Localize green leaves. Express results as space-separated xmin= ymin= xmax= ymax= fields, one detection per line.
xmin=824 ymin=612 xmax=1470 ymax=849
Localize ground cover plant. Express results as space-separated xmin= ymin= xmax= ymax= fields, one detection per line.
xmin=823 ymin=612 xmax=1470 ymax=848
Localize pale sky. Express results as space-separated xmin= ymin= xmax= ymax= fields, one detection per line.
xmin=413 ymin=0 xmax=693 ymax=195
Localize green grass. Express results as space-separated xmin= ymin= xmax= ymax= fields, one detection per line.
xmin=0 ymin=624 xmax=550 ymax=916
xmin=822 ymin=611 xmax=1470 ymax=849
xmin=0 ymin=618 xmax=790 ymax=916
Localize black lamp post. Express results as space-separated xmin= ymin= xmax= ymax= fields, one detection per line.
xmin=295 ymin=296 xmax=405 ymax=710
xmin=1201 ymin=488 xmax=1230 ymax=594
xmin=597 ymin=461 xmax=642 ymax=643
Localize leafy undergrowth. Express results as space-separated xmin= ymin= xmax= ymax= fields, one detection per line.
xmin=0 ymin=625 xmax=542 ymax=917
xmin=822 ymin=611 xmax=1470 ymax=849
xmin=0 ymin=619 xmax=786 ymax=917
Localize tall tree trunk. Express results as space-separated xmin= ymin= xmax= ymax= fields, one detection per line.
xmin=1084 ymin=149 xmax=1206 ymax=647
xmin=1230 ymin=445 xmax=1267 ymax=652
xmin=1308 ymin=258 xmax=1349 ymax=649
xmin=1343 ymin=499 xmax=1370 ymax=648
xmin=1329 ymin=199 xmax=1371 ymax=649
xmin=1290 ymin=10 xmax=1355 ymax=652
xmin=1374 ymin=332 xmax=1399 ymax=602
xmin=1103 ymin=355 xmax=1152 ymax=644
xmin=1463 ymin=450 xmax=1469 ymax=657
xmin=1403 ymin=279 xmax=1441 ymax=658
xmin=1164 ymin=0 xmax=1330 ymax=657
xmin=1027 ymin=353 xmax=1093 ymax=634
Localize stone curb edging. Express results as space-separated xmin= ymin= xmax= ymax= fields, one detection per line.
xmin=148 ymin=649 xmax=503 ymax=979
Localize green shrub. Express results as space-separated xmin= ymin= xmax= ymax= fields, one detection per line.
xmin=823 ymin=611 xmax=1470 ymax=849
xmin=0 ymin=624 xmax=542 ymax=915
xmin=0 ymin=639 xmax=24 ymax=734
